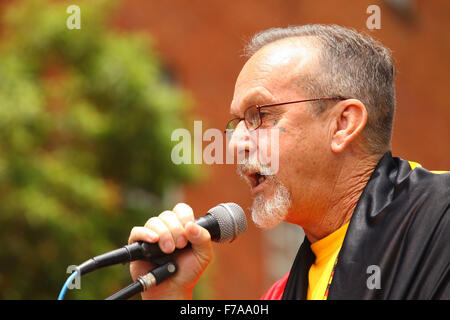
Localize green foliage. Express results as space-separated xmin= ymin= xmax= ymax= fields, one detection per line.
xmin=0 ymin=0 xmax=197 ymax=299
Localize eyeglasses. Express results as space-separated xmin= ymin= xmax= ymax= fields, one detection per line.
xmin=225 ymin=96 xmax=347 ymax=133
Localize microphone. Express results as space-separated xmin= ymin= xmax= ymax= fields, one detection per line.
xmin=76 ymin=203 xmax=247 ymax=276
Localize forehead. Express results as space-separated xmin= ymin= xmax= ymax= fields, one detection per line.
xmin=230 ymin=37 xmax=320 ymax=115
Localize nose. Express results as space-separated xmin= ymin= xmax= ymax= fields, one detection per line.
xmin=227 ymin=120 xmax=251 ymax=160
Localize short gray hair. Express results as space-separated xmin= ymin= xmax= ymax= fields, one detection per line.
xmin=244 ymin=25 xmax=396 ymax=155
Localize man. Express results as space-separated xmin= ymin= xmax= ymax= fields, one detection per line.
xmin=128 ymin=25 xmax=449 ymax=299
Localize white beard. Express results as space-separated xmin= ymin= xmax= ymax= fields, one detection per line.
xmin=237 ymin=161 xmax=292 ymax=229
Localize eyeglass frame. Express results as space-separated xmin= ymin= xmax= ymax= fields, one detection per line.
xmin=225 ymin=96 xmax=348 ymax=133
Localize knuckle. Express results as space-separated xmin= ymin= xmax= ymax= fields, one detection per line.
xmin=149 ymin=216 xmax=160 ymax=223
xmin=159 ymin=211 xmax=183 ymax=233
xmin=130 ymin=226 xmax=142 ymax=237
xmin=173 ymin=203 xmax=195 ymax=224
xmin=159 ymin=210 xmax=176 ymax=220
xmin=144 ymin=216 xmax=160 ymax=228
xmin=174 ymin=202 xmax=193 ymax=215
xmin=174 ymin=202 xmax=193 ymax=213
xmin=128 ymin=227 xmax=138 ymax=244
xmin=130 ymin=226 xmax=138 ymax=234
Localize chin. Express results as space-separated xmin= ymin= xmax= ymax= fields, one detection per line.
xmin=237 ymin=160 xmax=292 ymax=228
xmin=250 ymin=176 xmax=292 ymax=229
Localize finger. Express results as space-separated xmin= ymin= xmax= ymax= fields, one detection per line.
xmin=144 ymin=216 xmax=175 ymax=254
xmin=185 ymin=221 xmax=213 ymax=265
xmin=172 ymin=203 xmax=195 ymax=227
xmin=128 ymin=226 xmax=159 ymax=245
xmin=129 ymin=260 xmax=153 ymax=282
xmin=159 ymin=210 xmax=188 ymax=249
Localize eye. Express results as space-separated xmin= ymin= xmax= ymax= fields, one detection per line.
xmin=260 ymin=112 xmax=270 ymax=118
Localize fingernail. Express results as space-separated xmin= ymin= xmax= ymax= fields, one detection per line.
xmin=162 ymin=239 xmax=174 ymax=252
xmin=176 ymin=236 xmax=187 ymax=248
xmin=189 ymin=223 xmax=201 ymax=238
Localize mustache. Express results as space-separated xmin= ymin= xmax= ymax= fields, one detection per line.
xmin=236 ymin=159 xmax=274 ymax=179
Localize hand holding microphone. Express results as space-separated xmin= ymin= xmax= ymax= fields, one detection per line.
xmin=58 ymin=202 xmax=246 ymax=300
xmin=128 ymin=202 xmax=246 ymax=300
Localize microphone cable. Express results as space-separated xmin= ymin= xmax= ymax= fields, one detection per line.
xmin=58 ymin=261 xmax=177 ymax=300
xmin=105 ymin=261 xmax=177 ymax=300
xmin=56 ymin=203 xmax=246 ymax=299
xmin=57 ymin=269 xmax=80 ymax=300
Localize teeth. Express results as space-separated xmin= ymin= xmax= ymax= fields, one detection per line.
xmin=257 ymin=174 xmax=266 ymax=184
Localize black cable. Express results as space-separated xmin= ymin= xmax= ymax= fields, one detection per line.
xmin=105 ymin=281 xmax=143 ymax=300
xmin=105 ymin=261 xmax=177 ymax=300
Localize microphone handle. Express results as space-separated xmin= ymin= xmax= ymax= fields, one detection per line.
xmin=78 ymin=213 xmax=220 ymax=276
xmin=139 ymin=213 xmax=220 ymax=260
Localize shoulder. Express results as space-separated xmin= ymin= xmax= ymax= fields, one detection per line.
xmin=260 ymin=272 xmax=290 ymax=300
xmin=392 ymin=157 xmax=450 ymax=235
xmin=393 ymin=156 xmax=450 ymax=211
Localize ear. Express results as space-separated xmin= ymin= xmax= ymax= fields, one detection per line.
xmin=331 ymin=99 xmax=368 ymax=153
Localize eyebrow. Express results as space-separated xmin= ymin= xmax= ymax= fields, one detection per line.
xmin=230 ymin=93 xmax=277 ymax=117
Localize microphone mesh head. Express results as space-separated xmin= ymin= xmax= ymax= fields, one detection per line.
xmin=208 ymin=203 xmax=247 ymax=243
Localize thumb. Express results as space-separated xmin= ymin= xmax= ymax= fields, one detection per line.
xmin=185 ymin=221 xmax=213 ymax=264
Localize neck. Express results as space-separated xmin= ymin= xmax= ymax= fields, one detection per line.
xmin=302 ymin=153 xmax=381 ymax=243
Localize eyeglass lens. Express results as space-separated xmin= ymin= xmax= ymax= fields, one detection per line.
xmin=244 ymin=106 xmax=260 ymax=130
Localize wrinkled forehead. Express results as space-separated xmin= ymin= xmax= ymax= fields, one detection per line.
xmin=231 ymin=37 xmax=320 ymax=113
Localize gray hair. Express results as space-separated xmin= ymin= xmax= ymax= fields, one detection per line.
xmin=244 ymin=25 xmax=396 ymax=155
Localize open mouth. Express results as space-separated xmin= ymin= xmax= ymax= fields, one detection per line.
xmin=247 ymin=172 xmax=268 ymax=189
xmin=237 ymin=162 xmax=273 ymax=194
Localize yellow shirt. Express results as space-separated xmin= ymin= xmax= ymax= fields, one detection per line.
xmin=307 ymin=222 xmax=349 ymax=300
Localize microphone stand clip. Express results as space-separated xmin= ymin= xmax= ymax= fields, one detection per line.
xmin=105 ymin=258 xmax=178 ymax=300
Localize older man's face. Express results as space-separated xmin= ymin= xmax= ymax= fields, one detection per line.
xmin=229 ymin=38 xmax=334 ymax=228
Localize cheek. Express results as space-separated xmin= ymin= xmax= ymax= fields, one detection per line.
xmin=250 ymin=129 xmax=282 ymax=174
xmin=279 ymin=127 xmax=323 ymax=179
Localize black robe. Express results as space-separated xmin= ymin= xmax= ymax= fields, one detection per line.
xmin=282 ymin=152 xmax=450 ymax=299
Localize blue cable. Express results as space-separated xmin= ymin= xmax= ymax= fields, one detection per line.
xmin=58 ymin=269 xmax=79 ymax=300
